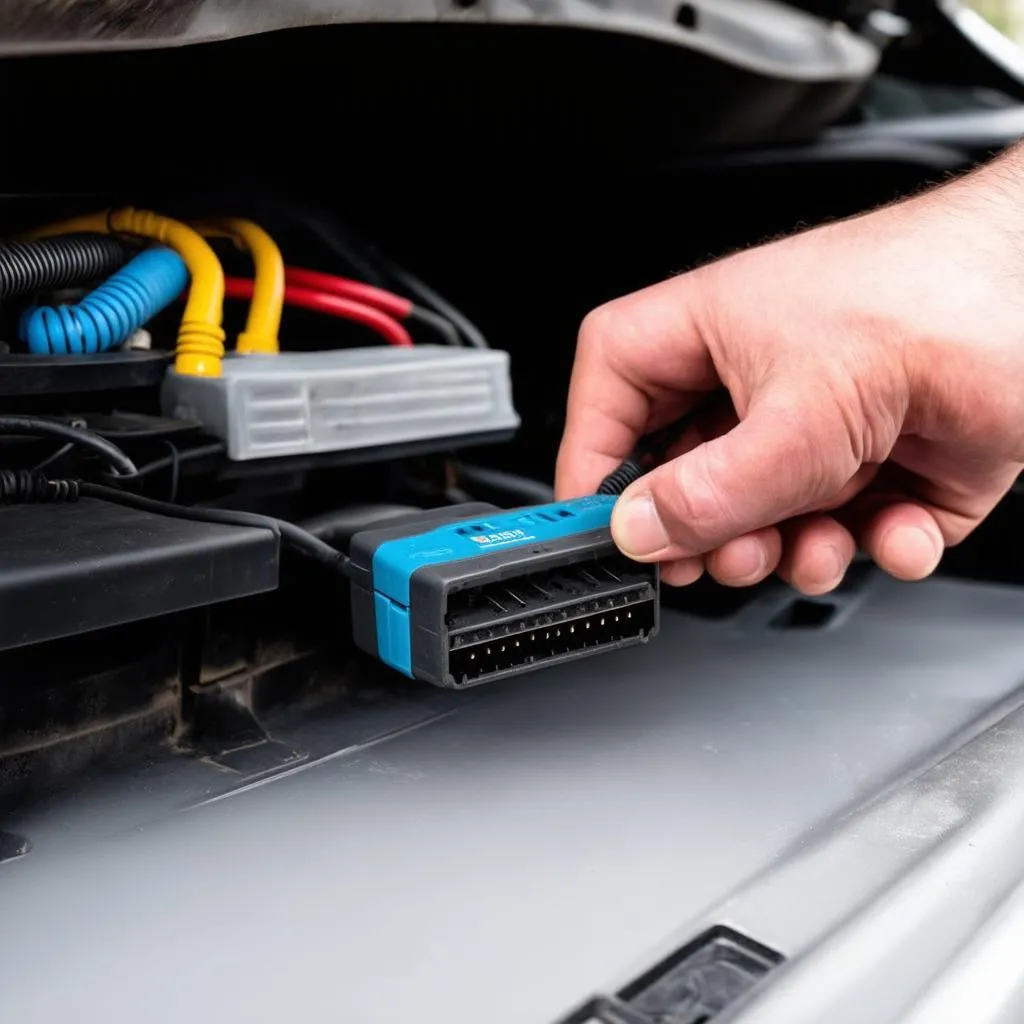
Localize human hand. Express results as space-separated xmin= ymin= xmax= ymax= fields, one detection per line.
xmin=556 ymin=156 xmax=1024 ymax=593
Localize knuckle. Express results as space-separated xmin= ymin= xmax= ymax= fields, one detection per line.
xmin=578 ymin=300 xmax=630 ymax=356
xmin=578 ymin=303 xmax=617 ymax=349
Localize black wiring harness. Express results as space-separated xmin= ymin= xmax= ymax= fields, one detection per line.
xmin=0 ymin=416 xmax=226 ymax=500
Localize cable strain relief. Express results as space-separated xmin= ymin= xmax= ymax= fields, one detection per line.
xmin=175 ymin=321 xmax=226 ymax=378
xmin=235 ymin=330 xmax=279 ymax=356
xmin=596 ymin=457 xmax=645 ymax=497
xmin=0 ymin=470 xmax=80 ymax=504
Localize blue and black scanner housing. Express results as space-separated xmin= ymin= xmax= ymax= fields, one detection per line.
xmin=349 ymin=496 xmax=660 ymax=689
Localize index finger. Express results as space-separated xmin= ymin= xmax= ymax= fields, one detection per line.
xmin=554 ymin=275 xmax=719 ymax=499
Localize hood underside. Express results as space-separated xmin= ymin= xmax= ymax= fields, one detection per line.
xmin=1 ymin=0 xmax=878 ymax=83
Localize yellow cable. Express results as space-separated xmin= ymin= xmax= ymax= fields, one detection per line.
xmin=28 ymin=208 xmax=226 ymax=378
xmin=193 ymin=218 xmax=283 ymax=355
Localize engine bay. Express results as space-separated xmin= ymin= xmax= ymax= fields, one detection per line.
xmin=0 ymin=10 xmax=1018 ymax=820
xmin=3 ymin=9 xmax=1024 ymax=1023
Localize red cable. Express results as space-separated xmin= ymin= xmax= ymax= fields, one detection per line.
xmin=223 ymin=278 xmax=414 ymax=348
xmin=285 ymin=267 xmax=413 ymax=320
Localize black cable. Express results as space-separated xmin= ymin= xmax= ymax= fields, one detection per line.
xmin=597 ymin=428 xmax=676 ymax=497
xmin=282 ymin=207 xmax=387 ymax=287
xmin=78 ymin=482 xmax=353 ymax=578
xmin=0 ymin=417 xmax=137 ymax=475
xmin=596 ymin=456 xmax=646 ymax=497
xmin=31 ymin=416 xmax=89 ymax=472
xmin=104 ymin=442 xmax=225 ymax=484
xmin=31 ymin=441 xmax=74 ymax=473
xmin=0 ymin=234 xmax=134 ymax=301
xmin=596 ymin=394 xmax=724 ymax=496
xmin=163 ymin=440 xmax=181 ymax=502
xmin=379 ymin=261 xmax=489 ymax=349
xmin=298 ymin=504 xmax=421 ymax=550
xmin=407 ymin=305 xmax=461 ymax=347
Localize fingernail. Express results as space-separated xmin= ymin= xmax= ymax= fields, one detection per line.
xmin=881 ymin=525 xmax=942 ymax=579
xmin=728 ymin=536 xmax=767 ymax=582
xmin=613 ymin=493 xmax=669 ymax=558
xmin=806 ymin=543 xmax=845 ymax=591
xmin=663 ymin=557 xmax=705 ymax=588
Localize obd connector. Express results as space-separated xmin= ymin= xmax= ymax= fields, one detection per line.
xmin=350 ymin=497 xmax=659 ymax=688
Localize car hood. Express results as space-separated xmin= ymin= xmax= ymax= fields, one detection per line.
xmin=0 ymin=0 xmax=879 ymax=84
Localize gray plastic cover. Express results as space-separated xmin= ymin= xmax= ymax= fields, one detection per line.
xmin=4 ymin=573 xmax=1024 ymax=1022
xmin=162 ymin=347 xmax=520 ymax=461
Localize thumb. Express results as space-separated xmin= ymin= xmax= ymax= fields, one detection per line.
xmin=611 ymin=390 xmax=859 ymax=560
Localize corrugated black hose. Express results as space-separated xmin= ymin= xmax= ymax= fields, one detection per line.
xmin=0 ymin=234 xmax=134 ymax=302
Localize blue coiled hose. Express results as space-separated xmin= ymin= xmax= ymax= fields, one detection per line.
xmin=20 ymin=247 xmax=188 ymax=355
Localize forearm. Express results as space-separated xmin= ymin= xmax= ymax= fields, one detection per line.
xmin=916 ymin=139 xmax=1024 ymax=239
